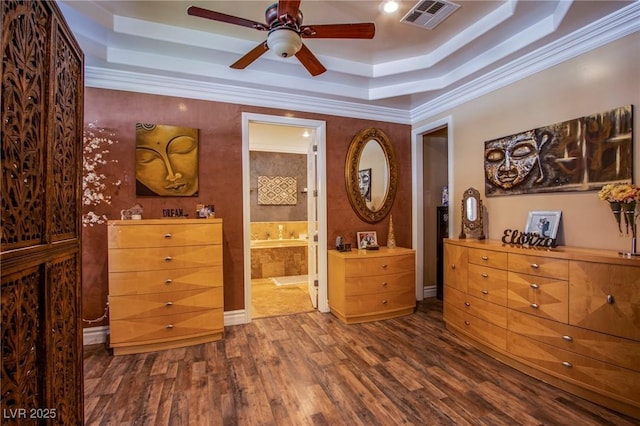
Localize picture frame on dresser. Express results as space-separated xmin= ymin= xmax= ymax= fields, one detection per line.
xmin=524 ymin=210 xmax=561 ymax=239
xmin=356 ymin=231 xmax=378 ymax=249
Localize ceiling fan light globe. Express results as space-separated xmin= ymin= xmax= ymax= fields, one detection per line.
xmin=267 ymin=29 xmax=302 ymax=58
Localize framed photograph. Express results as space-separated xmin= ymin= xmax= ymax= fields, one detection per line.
xmin=524 ymin=210 xmax=562 ymax=239
xmin=356 ymin=231 xmax=378 ymax=249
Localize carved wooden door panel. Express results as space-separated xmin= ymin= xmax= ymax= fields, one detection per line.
xmin=1 ymin=1 xmax=84 ymax=424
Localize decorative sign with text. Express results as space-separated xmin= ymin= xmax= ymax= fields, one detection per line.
xmin=501 ymin=229 xmax=558 ymax=248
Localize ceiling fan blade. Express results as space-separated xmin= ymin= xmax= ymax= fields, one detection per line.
xmin=230 ymin=42 xmax=269 ymax=69
xmin=187 ymin=6 xmax=268 ymax=31
xmin=301 ymin=23 xmax=375 ymax=39
xmin=277 ymin=0 xmax=302 ymax=25
xmin=295 ymin=44 xmax=326 ymax=76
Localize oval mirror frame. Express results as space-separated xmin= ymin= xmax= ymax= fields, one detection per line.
xmin=345 ymin=128 xmax=398 ymax=223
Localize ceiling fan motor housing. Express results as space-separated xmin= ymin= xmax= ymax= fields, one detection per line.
xmin=265 ymin=2 xmax=304 ymax=27
xmin=267 ymin=28 xmax=303 ymax=57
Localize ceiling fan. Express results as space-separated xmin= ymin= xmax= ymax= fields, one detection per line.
xmin=187 ymin=1 xmax=375 ymax=76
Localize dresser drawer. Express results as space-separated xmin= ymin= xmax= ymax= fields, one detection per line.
xmin=343 ymin=287 xmax=414 ymax=316
xmin=508 ymin=253 xmax=568 ymax=280
xmin=109 ymin=287 xmax=223 ymax=320
xmin=345 ymin=270 xmax=414 ymax=296
xmin=508 ymin=310 xmax=640 ymax=372
xmin=344 ymin=254 xmax=414 ymax=277
xmin=468 ymin=248 xmax=508 ymax=269
xmin=109 ymin=308 xmax=223 ymax=345
xmin=109 ymin=266 xmax=222 ymax=295
xmin=444 ymin=303 xmax=507 ymax=351
xmin=444 ymin=286 xmax=507 ymax=328
xmin=508 ymin=332 xmax=640 ymax=405
xmin=108 ymin=245 xmax=222 ymax=272
xmin=467 ymin=264 xmax=508 ymax=306
xmin=108 ymin=222 xmax=222 ymax=248
xmin=569 ymin=261 xmax=640 ymax=342
xmin=508 ymin=272 xmax=568 ymax=323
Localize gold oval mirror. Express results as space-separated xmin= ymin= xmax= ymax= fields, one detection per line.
xmin=345 ymin=128 xmax=398 ymax=223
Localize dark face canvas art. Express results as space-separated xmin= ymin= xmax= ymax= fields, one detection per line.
xmin=484 ymin=105 xmax=633 ymax=197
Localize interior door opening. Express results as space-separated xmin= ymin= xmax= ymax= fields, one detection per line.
xmin=242 ymin=114 xmax=328 ymax=322
xmin=412 ymin=117 xmax=453 ymax=303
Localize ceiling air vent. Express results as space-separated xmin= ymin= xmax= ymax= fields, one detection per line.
xmin=401 ymin=0 xmax=460 ymax=30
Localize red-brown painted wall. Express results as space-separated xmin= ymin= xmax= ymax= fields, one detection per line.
xmin=82 ymin=87 xmax=411 ymax=326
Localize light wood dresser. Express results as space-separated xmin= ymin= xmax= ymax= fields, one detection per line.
xmin=107 ymin=219 xmax=224 ymax=355
xmin=328 ymin=247 xmax=416 ymax=324
xmin=443 ymin=238 xmax=640 ymax=419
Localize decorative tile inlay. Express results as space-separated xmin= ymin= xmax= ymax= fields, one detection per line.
xmin=258 ymin=176 xmax=297 ymax=205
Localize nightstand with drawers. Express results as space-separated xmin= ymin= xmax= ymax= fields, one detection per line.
xmin=328 ymin=247 xmax=416 ymax=324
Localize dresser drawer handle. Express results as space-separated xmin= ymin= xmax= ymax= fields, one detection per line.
xmin=530 ymin=303 xmax=539 ymax=309
xmin=166 ymin=324 xmax=174 ymax=329
xmin=164 ymin=279 xmax=173 ymax=285
xmin=464 ymin=301 xmax=470 ymax=307
xmin=166 ymin=301 xmax=173 ymax=306
xmin=481 ymin=256 xmax=488 ymax=261
xmin=381 ymin=282 xmax=388 ymax=287
xmin=606 ymin=294 xmax=615 ymax=304
xmin=464 ymin=320 xmax=470 ymax=326
xmin=530 ymin=283 xmax=539 ymax=289
xmin=562 ymin=335 xmax=573 ymax=342
xmin=530 ymin=263 xmax=539 ymax=269
xmin=451 ymin=264 xmax=456 ymax=270
xmin=481 ymin=290 xmax=489 ymax=295
xmin=481 ymin=273 xmax=488 ymax=278
xmin=382 ymin=299 xmax=388 ymax=305
xmin=381 ymin=264 xmax=388 ymax=269
xmin=561 ymin=361 xmax=572 ymax=368
xmin=164 ymin=233 xmax=172 ymax=238
xmin=164 ymin=256 xmax=173 ymax=262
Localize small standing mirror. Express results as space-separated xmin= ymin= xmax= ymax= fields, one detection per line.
xmin=459 ymin=187 xmax=485 ymax=239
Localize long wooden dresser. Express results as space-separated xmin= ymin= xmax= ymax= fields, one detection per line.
xmin=443 ymin=238 xmax=640 ymax=419
xmin=107 ymin=219 xmax=224 ymax=355
xmin=328 ymin=247 xmax=416 ymax=324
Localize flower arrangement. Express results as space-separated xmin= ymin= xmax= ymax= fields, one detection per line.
xmin=598 ymin=182 xmax=639 ymax=237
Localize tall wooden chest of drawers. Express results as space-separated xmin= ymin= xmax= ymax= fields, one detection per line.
xmin=443 ymin=238 xmax=640 ymax=419
xmin=107 ymin=219 xmax=224 ymax=355
xmin=328 ymin=247 xmax=416 ymax=324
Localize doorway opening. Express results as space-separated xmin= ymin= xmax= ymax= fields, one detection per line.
xmin=412 ymin=117 xmax=453 ymax=302
xmin=242 ymin=113 xmax=328 ymax=322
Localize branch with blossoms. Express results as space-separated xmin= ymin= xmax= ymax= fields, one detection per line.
xmin=82 ymin=121 xmax=120 ymax=226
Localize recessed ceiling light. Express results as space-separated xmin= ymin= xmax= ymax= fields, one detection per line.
xmin=383 ymin=1 xmax=399 ymax=14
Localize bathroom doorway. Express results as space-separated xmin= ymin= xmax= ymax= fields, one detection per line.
xmin=242 ymin=113 xmax=328 ymax=321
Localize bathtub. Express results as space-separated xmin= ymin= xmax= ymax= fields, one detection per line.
xmin=250 ymin=239 xmax=308 ymax=278
xmin=250 ymin=239 xmax=308 ymax=249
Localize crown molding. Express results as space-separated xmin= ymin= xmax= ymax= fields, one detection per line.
xmin=84 ymin=67 xmax=411 ymax=124
xmin=409 ymin=1 xmax=640 ymax=124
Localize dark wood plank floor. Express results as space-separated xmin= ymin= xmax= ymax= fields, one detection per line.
xmin=83 ymin=299 xmax=637 ymax=425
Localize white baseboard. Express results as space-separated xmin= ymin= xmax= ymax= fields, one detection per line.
xmin=223 ymin=309 xmax=248 ymax=326
xmin=82 ymin=310 xmax=251 ymax=346
xmin=83 ymin=325 xmax=109 ymax=345
xmin=423 ymin=285 xmax=437 ymax=299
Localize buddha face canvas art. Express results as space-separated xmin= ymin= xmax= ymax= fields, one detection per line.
xmin=135 ymin=123 xmax=199 ymax=196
